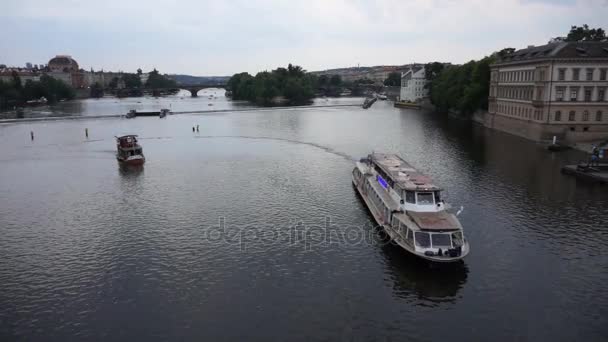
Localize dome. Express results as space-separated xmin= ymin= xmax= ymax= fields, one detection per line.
xmin=48 ymin=55 xmax=79 ymax=73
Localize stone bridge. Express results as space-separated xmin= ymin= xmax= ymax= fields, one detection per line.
xmin=155 ymin=84 xmax=227 ymax=97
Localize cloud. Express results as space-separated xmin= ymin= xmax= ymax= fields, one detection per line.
xmin=1 ymin=0 xmax=606 ymax=75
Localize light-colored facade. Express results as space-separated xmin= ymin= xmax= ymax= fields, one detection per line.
xmin=487 ymin=41 xmax=608 ymax=143
xmin=46 ymin=71 xmax=73 ymax=86
xmin=399 ymin=65 xmax=428 ymax=102
xmin=0 ymin=70 xmax=41 ymax=85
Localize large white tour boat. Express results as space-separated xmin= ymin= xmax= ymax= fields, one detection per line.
xmin=353 ymin=153 xmax=469 ymax=262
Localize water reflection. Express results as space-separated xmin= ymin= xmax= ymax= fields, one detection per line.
xmin=380 ymin=238 xmax=468 ymax=305
xmin=118 ymin=163 xmax=144 ymax=177
xmin=356 ymin=191 xmax=468 ymax=305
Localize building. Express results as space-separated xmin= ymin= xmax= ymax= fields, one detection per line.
xmin=399 ymin=65 xmax=428 ymax=102
xmin=47 ymin=55 xmax=86 ymax=88
xmin=487 ymin=41 xmax=608 ymax=142
xmin=0 ymin=68 xmax=41 ymax=85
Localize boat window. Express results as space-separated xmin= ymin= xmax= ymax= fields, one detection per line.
xmin=434 ymin=191 xmax=441 ymax=203
xmin=414 ymin=232 xmax=430 ymax=248
xmin=406 ymin=228 xmax=413 ymax=241
xmin=431 ymin=233 xmax=452 ymax=248
xmin=416 ymin=192 xmax=434 ymax=205
xmin=452 ymin=231 xmax=463 ymax=247
xmin=405 ymin=191 xmax=415 ymax=203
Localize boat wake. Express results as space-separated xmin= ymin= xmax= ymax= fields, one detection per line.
xmin=194 ymin=135 xmax=355 ymax=161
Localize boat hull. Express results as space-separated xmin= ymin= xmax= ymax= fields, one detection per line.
xmin=117 ymin=156 xmax=145 ymax=166
xmin=352 ymin=172 xmax=468 ymax=263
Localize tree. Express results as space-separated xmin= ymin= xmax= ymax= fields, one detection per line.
xmin=330 ymin=74 xmax=342 ymax=87
xmin=11 ymin=71 xmax=22 ymax=90
xmin=565 ymin=24 xmax=606 ymax=42
xmin=428 ymin=56 xmax=495 ymax=117
xmin=109 ymin=77 xmax=119 ymax=90
xmin=137 ymin=68 xmax=142 ymax=75
xmin=424 ymin=62 xmax=445 ymax=82
xmin=318 ymin=74 xmax=328 ymax=86
xmin=121 ymin=73 xmax=142 ymax=88
xmin=90 ymin=82 xmax=104 ymax=98
xmin=383 ymin=72 xmax=401 ymax=86
xmin=145 ymin=69 xmax=177 ymax=88
xmin=227 ymin=64 xmax=315 ymax=106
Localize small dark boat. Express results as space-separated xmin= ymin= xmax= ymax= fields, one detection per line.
xmin=159 ymin=109 xmax=170 ymax=118
xmin=116 ymin=135 xmax=145 ymax=166
xmin=362 ymin=97 xmax=377 ymax=109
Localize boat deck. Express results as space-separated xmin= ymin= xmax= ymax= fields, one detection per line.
xmin=561 ymin=164 xmax=608 ymax=184
xmin=371 ymin=153 xmax=439 ymax=191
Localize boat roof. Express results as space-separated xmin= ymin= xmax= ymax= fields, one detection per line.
xmin=116 ymin=135 xmax=138 ymax=139
xmin=370 ymin=153 xmax=441 ymax=191
xmin=395 ymin=211 xmax=462 ymax=231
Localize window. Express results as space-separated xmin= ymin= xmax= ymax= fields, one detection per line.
xmin=569 ymin=111 xmax=576 ymax=121
xmin=570 ymin=89 xmax=578 ymax=101
xmin=405 ymin=191 xmax=415 ymax=204
xmin=416 ymin=192 xmax=434 ymax=205
xmin=600 ymin=69 xmax=607 ymax=81
xmin=414 ymin=232 xmax=431 ymax=248
xmin=572 ymin=68 xmax=580 ymax=81
xmin=431 ymin=234 xmax=452 ymax=248
xmin=599 ymin=89 xmax=605 ymax=102
xmin=558 ymin=68 xmax=566 ymax=81
xmin=583 ymin=110 xmax=589 ymax=121
xmin=596 ymin=111 xmax=603 ymax=122
xmin=452 ymin=232 xmax=463 ymax=247
xmin=586 ymin=68 xmax=594 ymax=81
xmin=585 ymin=88 xmax=592 ymax=102
xmin=554 ymin=111 xmax=561 ymax=121
xmin=556 ymin=88 xmax=564 ymax=101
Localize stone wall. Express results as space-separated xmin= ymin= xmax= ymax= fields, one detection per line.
xmin=475 ymin=111 xmax=608 ymax=143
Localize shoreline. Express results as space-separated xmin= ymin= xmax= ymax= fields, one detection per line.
xmin=0 ymin=103 xmax=362 ymax=125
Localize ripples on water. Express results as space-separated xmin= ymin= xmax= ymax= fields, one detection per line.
xmin=0 ymin=100 xmax=607 ymax=341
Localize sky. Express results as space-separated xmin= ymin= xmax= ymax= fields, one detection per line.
xmin=1 ymin=0 xmax=607 ymax=76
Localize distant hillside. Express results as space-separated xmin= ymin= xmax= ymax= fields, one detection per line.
xmin=169 ymin=74 xmax=230 ymax=85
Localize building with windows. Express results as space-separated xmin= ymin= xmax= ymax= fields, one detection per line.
xmin=399 ymin=65 xmax=428 ymax=102
xmin=486 ymin=41 xmax=608 ymax=142
xmin=47 ymin=55 xmax=86 ymax=88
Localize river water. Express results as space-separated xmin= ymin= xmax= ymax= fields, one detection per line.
xmin=0 ymin=91 xmax=607 ymax=341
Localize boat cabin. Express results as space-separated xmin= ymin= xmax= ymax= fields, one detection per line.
xmin=391 ymin=211 xmax=465 ymax=258
xmin=369 ymin=153 xmax=446 ymax=212
xmin=116 ymin=135 xmax=143 ymax=155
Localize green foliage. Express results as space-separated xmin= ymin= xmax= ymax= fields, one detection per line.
xmin=424 ymin=62 xmax=445 ymax=82
xmin=383 ymin=72 xmax=401 ymax=86
xmin=565 ymin=24 xmax=606 ymax=42
xmin=227 ymin=64 xmax=315 ymax=106
xmin=145 ymin=69 xmax=177 ymax=88
xmin=109 ymin=77 xmax=119 ymax=89
xmin=90 ymin=82 xmax=104 ymax=98
xmin=329 ymin=74 xmax=342 ymax=87
xmin=317 ymin=74 xmax=329 ymax=86
xmin=354 ymin=78 xmax=374 ymax=85
xmin=428 ymin=56 xmax=494 ymax=117
xmin=121 ymin=73 xmax=142 ymax=88
xmin=0 ymin=74 xmax=75 ymax=110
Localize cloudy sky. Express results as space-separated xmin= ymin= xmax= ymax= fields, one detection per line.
xmin=1 ymin=0 xmax=607 ymax=75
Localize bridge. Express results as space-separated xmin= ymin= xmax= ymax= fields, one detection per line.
xmin=161 ymin=84 xmax=228 ymax=97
